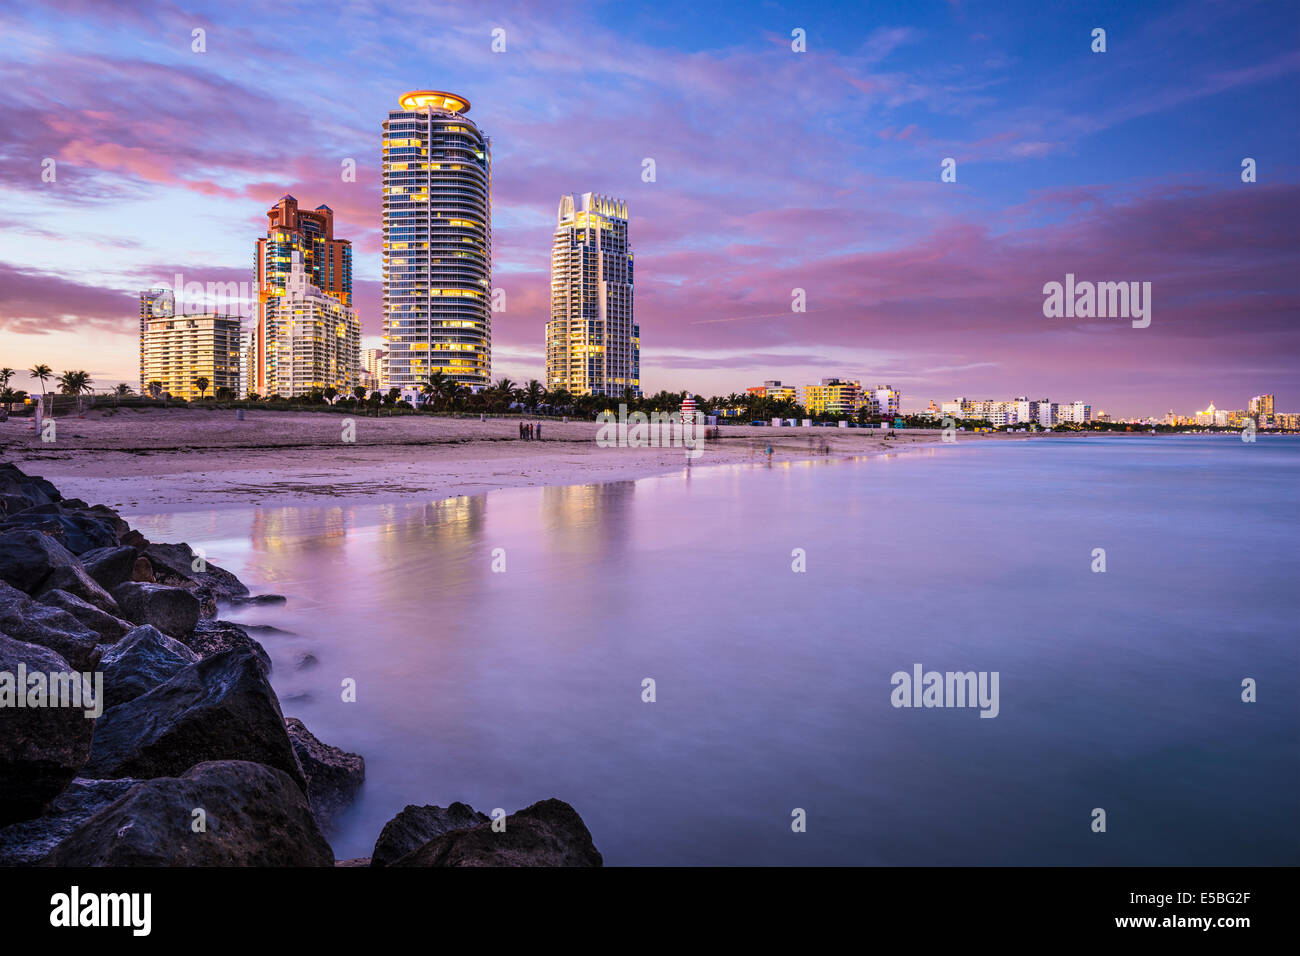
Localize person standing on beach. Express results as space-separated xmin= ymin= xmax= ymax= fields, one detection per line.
xmin=536 ymin=423 xmax=542 ymax=440
xmin=519 ymin=421 xmax=524 ymax=439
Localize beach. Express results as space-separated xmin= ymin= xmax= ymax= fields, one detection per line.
xmin=0 ymin=408 xmax=1023 ymax=512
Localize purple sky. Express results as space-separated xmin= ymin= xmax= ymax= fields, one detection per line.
xmin=1 ymin=0 xmax=1297 ymax=416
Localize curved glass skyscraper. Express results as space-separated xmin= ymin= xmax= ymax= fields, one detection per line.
xmin=382 ymin=90 xmax=492 ymax=390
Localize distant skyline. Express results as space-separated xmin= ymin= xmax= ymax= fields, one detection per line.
xmin=1 ymin=0 xmax=1297 ymax=417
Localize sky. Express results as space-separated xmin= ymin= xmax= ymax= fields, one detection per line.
xmin=0 ymin=0 xmax=1297 ymax=417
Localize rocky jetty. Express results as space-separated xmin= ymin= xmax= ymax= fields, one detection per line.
xmin=0 ymin=462 xmax=601 ymax=867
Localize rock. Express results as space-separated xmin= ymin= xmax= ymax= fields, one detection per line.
xmin=0 ymin=580 xmax=102 ymax=671
xmin=110 ymin=582 xmax=200 ymax=637
xmin=78 ymin=545 xmax=142 ymax=591
xmin=35 ymin=562 xmax=120 ymax=615
xmin=144 ymin=543 xmax=249 ymax=600
xmin=391 ymin=799 xmax=603 ymax=867
xmin=41 ymin=761 xmax=333 ymax=866
xmin=38 ymin=589 xmax=134 ymax=643
xmin=181 ymin=620 xmax=272 ymax=673
xmin=0 ymin=464 xmax=61 ymax=510
xmin=97 ymin=625 xmax=199 ymax=709
xmin=0 ymin=778 xmax=139 ymax=866
xmin=370 ymin=801 xmax=489 ymax=867
xmin=295 ymin=652 xmax=318 ymax=670
xmin=285 ymin=718 xmax=364 ymax=830
xmin=0 ymin=634 xmax=97 ymax=825
xmin=0 ymin=529 xmax=78 ymax=593
xmin=82 ymin=648 xmax=305 ymax=790
xmin=132 ymin=555 xmax=155 ymax=582
xmin=0 ymin=508 xmax=119 ymax=555
xmin=120 ymin=529 xmax=150 ymax=551
xmin=227 ymin=593 xmax=287 ymax=607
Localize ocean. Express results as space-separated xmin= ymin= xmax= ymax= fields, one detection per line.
xmin=129 ymin=435 xmax=1300 ymax=865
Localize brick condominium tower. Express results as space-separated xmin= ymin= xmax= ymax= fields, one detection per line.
xmin=252 ymin=195 xmax=353 ymax=397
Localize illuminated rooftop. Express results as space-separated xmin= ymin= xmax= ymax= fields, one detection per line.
xmin=398 ymin=90 xmax=470 ymax=114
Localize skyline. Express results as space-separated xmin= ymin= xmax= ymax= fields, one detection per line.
xmin=1 ymin=0 xmax=1298 ymax=417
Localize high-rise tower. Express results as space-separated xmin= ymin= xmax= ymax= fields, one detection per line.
xmin=545 ymin=193 xmax=639 ymax=398
xmin=254 ymin=195 xmax=352 ymax=397
xmin=382 ymin=90 xmax=492 ymax=391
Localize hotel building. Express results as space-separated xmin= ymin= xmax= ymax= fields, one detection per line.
xmin=746 ymin=380 xmax=798 ymax=402
xmin=141 ymin=313 xmax=241 ymax=401
xmin=802 ymin=379 xmax=863 ymax=416
xmin=254 ymin=195 xmax=353 ymax=397
xmin=138 ymin=289 xmax=175 ymax=391
xmin=546 ymin=193 xmax=640 ymax=397
xmin=868 ymin=386 xmax=902 ymax=419
xmin=382 ymin=90 xmax=492 ymax=390
xmin=262 ymin=252 xmax=360 ymax=397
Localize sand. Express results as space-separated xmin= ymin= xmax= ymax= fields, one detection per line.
xmin=0 ymin=407 xmax=1024 ymax=513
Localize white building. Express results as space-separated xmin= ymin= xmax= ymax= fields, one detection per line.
xmin=546 ymin=192 xmax=640 ymax=397
xmin=264 ymin=252 xmax=361 ymax=397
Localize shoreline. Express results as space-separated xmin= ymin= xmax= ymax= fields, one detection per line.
xmin=1 ymin=407 xmax=1028 ymax=515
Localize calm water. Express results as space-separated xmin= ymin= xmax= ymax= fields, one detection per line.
xmin=129 ymin=436 xmax=1300 ymax=865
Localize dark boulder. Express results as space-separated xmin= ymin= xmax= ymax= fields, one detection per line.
xmin=82 ymin=648 xmax=305 ymax=790
xmin=391 ymin=799 xmax=603 ymax=867
xmin=0 ymin=464 xmax=61 ymax=509
xmin=0 ymin=634 xmax=97 ymax=825
xmin=97 ymin=625 xmax=199 ymax=709
xmin=38 ymin=589 xmax=133 ymax=643
xmin=41 ymin=761 xmax=334 ymax=866
xmin=78 ymin=545 xmax=142 ymax=591
xmin=284 ymin=718 xmax=364 ymax=830
xmin=180 ymin=620 xmax=272 ymax=673
xmin=0 ymin=529 xmax=77 ymax=593
xmin=370 ymin=801 xmax=488 ymax=867
xmin=0 ymin=778 xmax=139 ymax=866
xmin=0 ymin=508 xmax=119 ymax=555
xmin=35 ymin=562 xmax=119 ymax=614
xmin=0 ymin=580 xmax=101 ymax=671
xmin=144 ymin=543 xmax=249 ymax=600
xmin=110 ymin=582 xmax=200 ymax=637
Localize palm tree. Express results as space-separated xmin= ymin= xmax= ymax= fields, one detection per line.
xmin=57 ymin=370 xmax=93 ymax=396
xmin=147 ymin=381 xmax=163 ymax=400
xmin=114 ymin=383 xmax=134 ymax=397
xmin=322 ymin=386 xmax=337 ymax=405
xmin=195 ymin=375 xmax=210 ymax=399
xmin=421 ymin=370 xmax=449 ymax=410
xmin=0 ymin=368 xmax=11 ymax=393
xmin=352 ymin=385 xmax=367 ymax=404
xmin=29 ymin=364 xmax=52 ymax=398
xmin=524 ymin=379 xmax=545 ymax=412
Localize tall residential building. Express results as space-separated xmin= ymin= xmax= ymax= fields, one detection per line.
xmin=362 ymin=348 xmax=388 ymax=389
xmin=138 ymin=289 xmax=175 ymax=391
xmin=141 ymin=313 xmax=241 ymax=401
xmin=803 ymin=379 xmax=863 ymax=416
xmin=1249 ymin=394 xmax=1274 ymax=425
xmin=546 ymin=193 xmax=640 ymax=398
xmin=254 ymin=195 xmax=352 ymax=397
xmin=262 ymin=252 xmax=360 ymax=397
xmin=382 ymin=90 xmax=492 ymax=391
